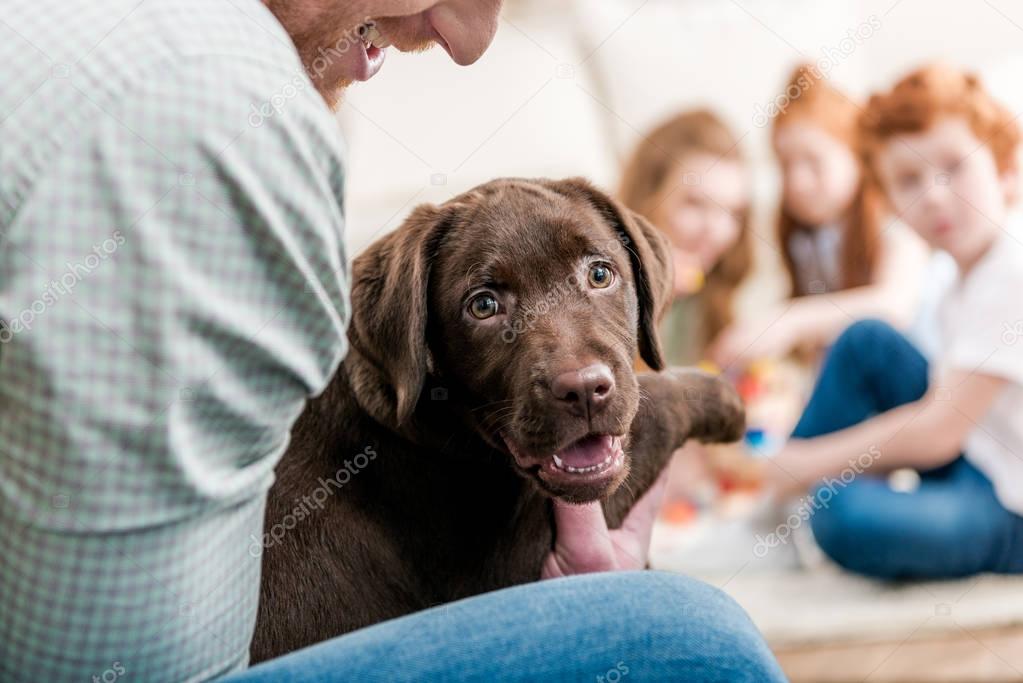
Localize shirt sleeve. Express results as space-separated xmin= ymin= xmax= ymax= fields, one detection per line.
xmin=0 ymin=54 xmax=349 ymax=680
xmin=940 ymin=238 xmax=1023 ymax=386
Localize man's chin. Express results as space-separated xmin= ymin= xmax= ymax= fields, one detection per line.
xmin=320 ymin=82 xmax=352 ymax=110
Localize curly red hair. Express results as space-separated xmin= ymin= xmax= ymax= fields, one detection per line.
xmin=860 ymin=64 xmax=1021 ymax=194
xmin=772 ymin=64 xmax=882 ymax=297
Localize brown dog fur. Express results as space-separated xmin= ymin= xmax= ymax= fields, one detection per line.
xmin=250 ymin=177 xmax=745 ymax=661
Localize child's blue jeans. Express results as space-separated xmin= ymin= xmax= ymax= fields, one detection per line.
xmin=794 ymin=319 xmax=1023 ymax=579
xmin=225 ymin=571 xmax=786 ymax=682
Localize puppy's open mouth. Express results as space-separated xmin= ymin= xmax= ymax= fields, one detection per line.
xmin=503 ymin=433 xmax=626 ymax=491
xmin=548 ymin=434 xmax=624 ymax=475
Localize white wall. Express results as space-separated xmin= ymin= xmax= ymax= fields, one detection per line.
xmin=338 ymin=0 xmax=1023 ymax=305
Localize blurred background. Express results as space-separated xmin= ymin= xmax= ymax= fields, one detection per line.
xmin=336 ymin=1 xmax=1023 ymax=681
xmin=340 ymin=0 xmax=1023 ymax=310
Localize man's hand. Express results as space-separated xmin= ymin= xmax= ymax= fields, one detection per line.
xmin=541 ymin=468 xmax=670 ymax=578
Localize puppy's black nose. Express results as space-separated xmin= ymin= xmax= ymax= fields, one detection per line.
xmin=551 ymin=363 xmax=615 ymax=416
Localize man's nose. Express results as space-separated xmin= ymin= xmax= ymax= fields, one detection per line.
xmin=551 ymin=363 xmax=616 ymax=418
xmin=427 ymin=0 xmax=501 ymax=66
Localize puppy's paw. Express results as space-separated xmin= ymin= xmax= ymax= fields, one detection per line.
xmin=666 ymin=368 xmax=746 ymax=445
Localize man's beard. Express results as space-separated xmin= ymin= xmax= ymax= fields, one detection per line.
xmin=265 ymin=2 xmax=436 ymax=109
xmin=264 ymin=1 xmax=365 ymax=106
xmin=371 ymin=15 xmax=437 ymax=54
xmin=318 ymin=16 xmax=437 ymax=108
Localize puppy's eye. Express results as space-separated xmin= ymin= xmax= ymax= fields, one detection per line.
xmin=587 ymin=263 xmax=614 ymax=289
xmin=468 ymin=294 xmax=500 ymax=319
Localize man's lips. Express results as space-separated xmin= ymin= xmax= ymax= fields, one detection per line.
xmin=352 ymin=43 xmax=387 ymax=82
xmin=503 ymin=433 xmax=626 ymax=483
xmin=339 ymin=24 xmax=388 ymax=83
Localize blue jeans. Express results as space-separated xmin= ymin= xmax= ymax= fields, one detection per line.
xmin=794 ymin=319 xmax=1023 ymax=579
xmin=224 ymin=571 xmax=786 ymax=682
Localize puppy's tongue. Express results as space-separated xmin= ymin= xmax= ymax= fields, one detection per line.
xmin=555 ymin=434 xmax=615 ymax=468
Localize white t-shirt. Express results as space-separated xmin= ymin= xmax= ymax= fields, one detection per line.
xmin=935 ymin=226 xmax=1023 ymax=514
xmin=908 ymin=249 xmax=958 ymax=359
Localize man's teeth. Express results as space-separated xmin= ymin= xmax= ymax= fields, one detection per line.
xmin=551 ymin=450 xmax=623 ymax=474
xmin=360 ymin=24 xmax=391 ymax=49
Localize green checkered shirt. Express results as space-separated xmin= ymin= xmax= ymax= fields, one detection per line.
xmin=0 ymin=1 xmax=350 ymax=680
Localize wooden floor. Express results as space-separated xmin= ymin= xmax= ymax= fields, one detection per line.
xmin=651 ymin=525 xmax=1023 ymax=683
xmin=777 ymin=626 xmax=1023 ymax=682
xmin=721 ymin=570 xmax=1023 ymax=683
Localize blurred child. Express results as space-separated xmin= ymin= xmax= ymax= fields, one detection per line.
xmin=710 ymin=64 xmax=932 ymax=368
xmin=619 ymin=110 xmax=752 ymax=366
xmin=619 ymin=111 xmax=753 ymax=510
xmin=756 ymin=65 xmax=1023 ymax=579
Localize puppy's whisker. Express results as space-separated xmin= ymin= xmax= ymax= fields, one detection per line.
xmin=480 ymin=407 xmax=517 ymax=430
xmin=481 ymin=405 xmax=516 ymax=420
xmin=471 ymin=398 xmax=515 ymax=413
xmin=620 ymin=477 xmax=637 ymax=503
xmin=615 ymin=414 xmax=628 ymax=436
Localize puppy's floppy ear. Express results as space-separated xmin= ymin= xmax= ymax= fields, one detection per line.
xmin=345 ymin=202 xmax=452 ymax=427
xmin=545 ymin=177 xmax=674 ymax=370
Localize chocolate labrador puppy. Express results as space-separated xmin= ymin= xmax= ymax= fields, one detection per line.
xmin=250 ymin=177 xmax=744 ymax=661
